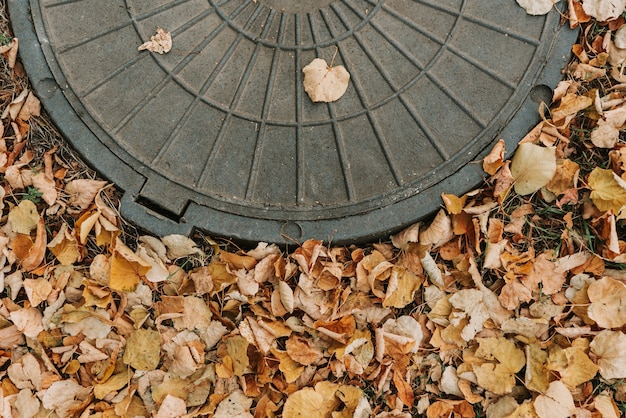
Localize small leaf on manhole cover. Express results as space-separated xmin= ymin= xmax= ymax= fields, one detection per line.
xmin=303 ymin=58 xmax=350 ymax=103
xmin=138 ymin=27 xmax=172 ymax=54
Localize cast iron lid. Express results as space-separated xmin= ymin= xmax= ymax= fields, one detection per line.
xmin=9 ymin=0 xmax=575 ymax=244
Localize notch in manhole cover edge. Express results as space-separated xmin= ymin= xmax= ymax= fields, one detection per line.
xmin=8 ymin=0 xmax=577 ymax=245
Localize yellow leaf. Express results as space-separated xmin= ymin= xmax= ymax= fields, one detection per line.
xmin=525 ymin=344 xmax=550 ymax=393
xmin=47 ymin=222 xmax=80 ymax=265
xmin=283 ymin=382 xmax=343 ymax=418
xmin=109 ymin=237 xmax=151 ymax=292
xmin=441 ymin=193 xmax=467 ymax=215
xmin=303 ymin=58 xmax=350 ymax=103
xmin=471 ymin=337 xmax=525 ymax=395
xmin=122 ymin=329 xmax=161 ymax=370
xmin=510 ymin=143 xmax=557 ymax=195
xmin=93 ymin=368 xmax=130 ymax=399
xmin=8 ymin=199 xmax=38 ymax=234
xmin=225 ymin=336 xmax=249 ymax=377
xmin=588 ymin=167 xmax=626 ymax=214
xmin=551 ymin=93 xmax=592 ymax=124
xmin=383 ymin=266 xmax=422 ymax=308
xmin=272 ymin=348 xmax=304 ymax=384
xmin=587 ymin=276 xmax=626 ymax=328
xmin=482 ymin=139 xmax=505 ymax=175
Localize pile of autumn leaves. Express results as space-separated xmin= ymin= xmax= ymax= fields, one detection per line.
xmin=2 ymin=6 xmax=626 ymax=418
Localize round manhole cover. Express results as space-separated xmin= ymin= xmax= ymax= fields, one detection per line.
xmin=9 ymin=0 xmax=575 ymax=244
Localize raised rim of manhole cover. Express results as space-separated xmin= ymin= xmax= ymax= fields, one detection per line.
xmin=9 ymin=0 xmax=576 ymax=245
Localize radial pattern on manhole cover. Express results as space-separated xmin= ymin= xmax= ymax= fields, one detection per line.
xmin=9 ymin=0 xmax=575 ymax=244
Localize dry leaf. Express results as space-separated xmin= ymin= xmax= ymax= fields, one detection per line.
xmin=138 ymin=27 xmax=172 ymax=54
xmin=155 ymin=394 xmax=186 ymax=418
xmin=214 ymin=390 xmax=253 ymax=418
xmin=41 ymin=380 xmax=92 ymax=418
xmin=8 ymin=199 xmax=38 ymax=234
xmin=590 ymin=330 xmax=626 ymax=379
xmin=534 ymin=381 xmax=575 ymax=418
xmin=588 ymin=168 xmax=626 ymax=215
xmin=591 ymin=106 xmax=626 ymax=148
xmin=161 ymin=234 xmax=202 ymax=259
xmin=582 ymin=0 xmax=626 ymax=21
xmin=23 ymin=277 xmax=52 ymax=307
xmin=303 ymin=58 xmax=350 ymax=103
xmin=587 ymin=276 xmax=626 ymax=328
xmin=65 ymin=179 xmax=108 ymax=210
xmin=551 ymin=93 xmax=593 ymax=124
xmin=471 ymin=337 xmax=525 ymax=395
xmin=110 ymin=237 xmax=152 ymax=292
xmin=123 ymin=329 xmax=162 ymax=370
xmin=483 ymin=139 xmax=505 ymax=175
xmin=47 ymin=222 xmax=80 ymax=265
xmin=510 ymin=143 xmax=557 ymax=195
xmin=516 ymin=0 xmax=561 ymax=15
xmin=17 ymin=92 xmax=40 ymax=121
xmin=420 ymin=209 xmax=453 ymax=248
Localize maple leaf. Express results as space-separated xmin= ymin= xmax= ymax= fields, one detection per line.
xmin=138 ymin=27 xmax=172 ymax=54
xmin=303 ymin=58 xmax=350 ymax=103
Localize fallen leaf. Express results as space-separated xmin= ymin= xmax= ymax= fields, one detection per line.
xmin=65 ymin=179 xmax=108 ymax=210
xmin=516 ymin=0 xmax=561 ymax=15
xmin=123 ymin=329 xmax=162 ymax=370
xmin=587 ymin=276 xmax=626 ymax=328
xmin=534 ymin=380 xmax=575 ymax=418
xmin=155 ymin=394 xmax=187 ymax=418
xmin=551 ymin=93 xmax=593 ymax=124
xmin=591 ymin=106 xmax=626 ymax=148
xmin=110 ymin=237 xmax=152 ymax=292
xmin=23 ymin=277 xmax=52 ymax=307
xmin=161 ymin=234 xmax=202 ymax=259
xmin=41 ymin=380 xmax=92 ymax=418
xmin=9 ymin=308 xmax=43 ymax=338
xmin=214 ymin=390 xmax=253 ymax=418
xmin=471 ymin=337 xmax=525 ymax=395
xmin=8 ymin=199 xmax=38 ymax=234
xmin=138 ymin=27 xmax=172 ymax=54
xmin=582 ymin=0 xmax=626 ymax=21
xmin=47 ymin=222 xmax=80 ymax=265
xmin=420 ymin=209 xmax=454 ymax=248
xmin=483 ymin=139 xmax=505 ymax=175
xmin=590 ymin=330 xmax=626 ymax=379
xmin=303 ymin=58 xmax=350 ymax=103
xmin=510 ymin=143 xmax=557 ymax=195
xmin=588 ymin=168 xmax=626 ymax=215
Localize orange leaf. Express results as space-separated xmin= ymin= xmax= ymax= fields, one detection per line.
xmin=393 ymin=370 xmax=414 ymax=408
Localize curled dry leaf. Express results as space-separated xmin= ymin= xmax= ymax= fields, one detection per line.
xmin=303 ymin=58 xmax=350 ymax=103
xmin=510 ymin=143 xmax=557 ymax=195
xmin=138 ymin=27 xmax=172 ymax=54
xmin=483 ymin=139 xmax=505 ymax=175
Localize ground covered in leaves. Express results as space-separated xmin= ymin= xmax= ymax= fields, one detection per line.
xmin=1 ymin=1 xmax=626 ymax=417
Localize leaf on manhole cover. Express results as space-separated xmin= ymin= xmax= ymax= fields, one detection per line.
xmin=138 ymin=27 xmax=172 ymax=54
xmin=303 ymin=58 xmax=350 ymax=103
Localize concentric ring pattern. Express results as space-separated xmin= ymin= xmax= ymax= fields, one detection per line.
xmin=11 ymin=0 xmax=574 ymax=243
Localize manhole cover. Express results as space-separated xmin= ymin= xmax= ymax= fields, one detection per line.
xmin=9 ymin=0 xmax=575 ymax=244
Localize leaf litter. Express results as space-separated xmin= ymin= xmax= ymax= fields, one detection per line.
xmin=0 ymin=2 xmax=625 ymax=417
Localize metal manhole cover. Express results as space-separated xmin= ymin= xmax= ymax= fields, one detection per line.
xmin=9 ymin=0 xmax=575 ymax=244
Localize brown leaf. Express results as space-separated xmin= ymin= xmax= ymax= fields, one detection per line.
xmin=483 ymin=139 xmax=505 ymax=175
xmin=65 ymin=179 xmax=108 ymax=210
xmin=109 ymin=237 xmax=151 ymax=292
xmin=303 ymin=58 xmax=350 ymax=103
xmin=393 ymin=370 xmax=414 ymax=408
